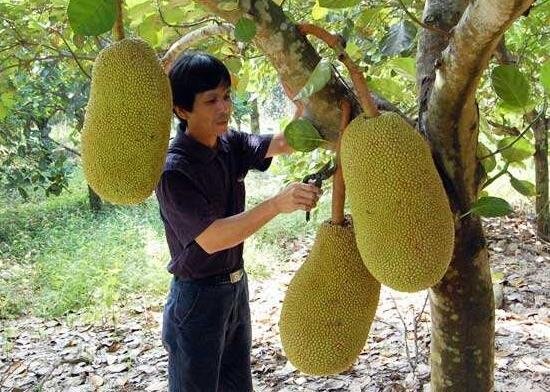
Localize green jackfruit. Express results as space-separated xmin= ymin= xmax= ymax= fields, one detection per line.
xmin=81 ymin=38 xmax=172 ymax=205
xmin=279 ymin=220 xmax=381 ymax=376
xmin=340 ymin=112 xmax=455 ymax=292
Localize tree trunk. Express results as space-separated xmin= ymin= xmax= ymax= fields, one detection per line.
xmin=250 ymin=98 xmax=260 ymax=134
xmin=88 ymin=185 xmax=102 ymax=212
xmin=430 ymin=218 xmax=495 ymax=391
xmin=529 ymin=112 xmax=549 ymax=240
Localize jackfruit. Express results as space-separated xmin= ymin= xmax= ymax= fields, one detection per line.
xmin=340 ymin=111 xmax=454 ymax=292
xmin=81 ymin=38 xmax=172 ymax=205
xmin=279 ymin=219 xmax=380 ymax=376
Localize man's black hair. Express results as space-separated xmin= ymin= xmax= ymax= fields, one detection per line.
xmin=168 ymin=51 xmax=231 ymax=125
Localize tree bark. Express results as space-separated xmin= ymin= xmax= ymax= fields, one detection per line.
xmin=527 ymin=111 xmax=549 ymax=241
xmin=250 ymin=97 xmax=260 ymax=134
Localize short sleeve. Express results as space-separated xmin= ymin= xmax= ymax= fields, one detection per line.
xmin=155 ymin=170 xmax=218 ymax=248
xmin=231 ymin=131 xmax=273 ymax=172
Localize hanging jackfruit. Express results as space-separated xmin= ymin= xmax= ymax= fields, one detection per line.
xmin=340 ymin=111 xmax=455 ymax=292
xmin=279 ymin=220 xmax=381 ymax=376
xmin=81 ymin=38 xmax=172 ymax=205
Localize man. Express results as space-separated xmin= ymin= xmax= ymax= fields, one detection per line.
xmin=155 ymin=51 xmax=321 ymax=391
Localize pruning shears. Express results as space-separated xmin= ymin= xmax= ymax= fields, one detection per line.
xmin=301 ymin=159 xmax=337 ymax=222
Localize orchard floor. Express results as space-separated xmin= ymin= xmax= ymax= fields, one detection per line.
xmin=1 ymin=215 xmax=549 ymax=392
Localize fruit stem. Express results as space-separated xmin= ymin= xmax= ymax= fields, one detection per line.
xmin=296 ymin=23 xmax=379 ymax=118
xmin=113 ymin=0 xmax=125 ymax=41
xmin=332 ymin=99 xmax=351 ymax=225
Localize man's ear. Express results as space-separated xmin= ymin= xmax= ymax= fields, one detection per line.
xmin=174 ymin=106 xmax=190 ymax=120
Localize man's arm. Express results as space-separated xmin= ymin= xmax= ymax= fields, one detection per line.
xmin=196 ymin=182 xmax=320 ymax=254
xmin=266 ymin=132 xmax=293 ymax=157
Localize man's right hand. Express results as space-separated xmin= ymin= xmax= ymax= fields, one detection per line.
xmin=271 ymin=182 xmax=322 ymax=214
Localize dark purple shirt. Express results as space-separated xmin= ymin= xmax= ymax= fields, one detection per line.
xmin=155 ymin=125 xmax=273 ymax=279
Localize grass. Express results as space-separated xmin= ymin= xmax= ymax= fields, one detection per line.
xmin=0 ymin=164 xmax=330 ymax=320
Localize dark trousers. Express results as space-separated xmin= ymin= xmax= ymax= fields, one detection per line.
xmin=162 ymin=273 xmax=253 ymax=392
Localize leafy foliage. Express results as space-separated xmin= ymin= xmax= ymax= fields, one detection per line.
xmin=0 ymin=62 xmax=88 ymax=199
xmin=1 ymin=0 xmax=548 ymax=206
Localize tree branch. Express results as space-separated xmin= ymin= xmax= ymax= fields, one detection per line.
xmin=161 ymin=23 xmax=235 ymax=72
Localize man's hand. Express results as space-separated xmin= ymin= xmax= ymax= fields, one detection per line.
xmin=271 ymin=182 xmax=322 ymax=214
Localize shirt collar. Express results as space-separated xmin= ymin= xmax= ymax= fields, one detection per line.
xmin=168 ymin=123 xmax=230 ymax=163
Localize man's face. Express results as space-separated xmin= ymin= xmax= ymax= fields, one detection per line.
xmin=178 ymin=84 xmax=232 ymax=137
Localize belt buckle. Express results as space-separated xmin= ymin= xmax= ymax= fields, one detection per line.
xmin=229 ymin=269 xmax=243 ymax=284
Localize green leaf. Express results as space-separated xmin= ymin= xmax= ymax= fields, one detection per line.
xmin=284 ymin=119 xmax=324 ymax=152
xmin=67 ymin=0 xmax=117 ymax=36
xmin=389 ymin=57 xmax=416 ymax=81
xmin=468 ymin=196 xmax=514 ymax=218
xmin=368 ymin=77 xmax=403 ymax=100
xmin=127 ymin=0 xmax=154 ymax=23
xmin=345 ymin=41 xmax=361 ymax=62
xmin=138 ymin=14 xmax=162 ymax=47
xmin=381 ymin=21 xmax=417 ymax=56
xmin=477 ymin=142 xmax=496 ymax=173
xmin=312 ymin=0 xmax=328 ymax=20
xmin=540 ymin=60 xmax=550 ymax=95
xmin=319 ymin=0 xmax=361 ymax=8
xmin=496 ymin=99 xmax=537 ymax=114
xmin=294 ymin=59 xmax=332 ymax=101
xmin=509 ymin=175 xmax=536 ymax=197
xmin=234 ymin=17 xmax=256 ymax=43
xmin=497 ymin=136 xmax=534 ymax=162
xmin=491 ymin=65 xmax=530 ymax=108
xmin=225 ymin=57 xmax=242 ymax=74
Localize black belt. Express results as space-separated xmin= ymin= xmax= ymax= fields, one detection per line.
xmin=176 ymin=268 xmax=245 ymax=286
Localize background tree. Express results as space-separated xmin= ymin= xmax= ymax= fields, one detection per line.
xmin=0 ymin=0 xmax=102 ymax=206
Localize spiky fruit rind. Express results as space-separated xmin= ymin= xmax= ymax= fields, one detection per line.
xmin=81 ymin=38 xmax=172 ymax=205
xmin=279 ymin=220 xmax=381 ymax=376
xmin=341 ymin=112 xmax=455 ymax=292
